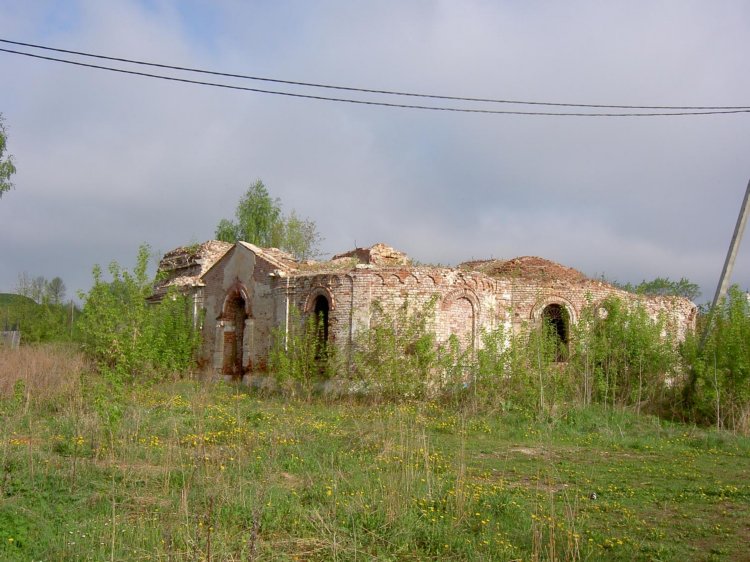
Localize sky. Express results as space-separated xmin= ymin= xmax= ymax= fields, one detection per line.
xmin=1 ymin=0 xmax=749 ymax=304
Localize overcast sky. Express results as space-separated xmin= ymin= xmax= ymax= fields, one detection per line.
xmin=1 ymin=0 xmax=749 ymax=304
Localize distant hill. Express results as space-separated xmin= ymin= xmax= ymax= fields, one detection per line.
xmin=0 ymin=293 xmax=38 ymax=307
xmin=0 ymin=293 xmax=74 ymax=342
xmin=0 ymin=293 xmax=39 ymax=331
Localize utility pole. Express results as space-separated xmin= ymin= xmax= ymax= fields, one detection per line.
xmin=700 ymin=177 xmax=750 ymax=349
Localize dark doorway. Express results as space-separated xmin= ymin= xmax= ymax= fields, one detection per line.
xmin=312 ymin=295 xmax=330 ymax=358
xmin=542 ymin=303 xmax=569 ymax=361
xmin=222 ymin=293 xmax=247 ymax=378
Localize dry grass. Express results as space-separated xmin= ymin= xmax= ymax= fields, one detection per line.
xmin=0 ymin=343 xmax=86 ymax=405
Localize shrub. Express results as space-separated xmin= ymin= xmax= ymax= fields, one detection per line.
xmin=683 ymin=286 xmax=750 ymax=432
xmin=269 ymin=306 xmax=339 ymax=396
xmin=569 ymin=296 xmax=678 ymax=411
xmin=77 ymin=245 xmax=200 ymax=382
xmin=352 ymin=297 xmax=439 ymax=401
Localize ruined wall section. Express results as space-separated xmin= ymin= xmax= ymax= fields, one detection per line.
xmin=248 ymin=255 xmax=283 ymax=369
xmin=285 ymin=266 xmax=507 ymax=351
xmin=199 ymin=245 xmax=283 ymax=374
xmin=191 ymin=244 xmax=697 ymax=378
xmin=285 ymin=271 xmax=351 ymax=347
xmin=497 ymin=276 xmax=696 ymax=340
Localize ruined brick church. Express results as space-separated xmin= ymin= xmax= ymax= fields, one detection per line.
xmin=152 ymin=241 xmax=697 ymax=380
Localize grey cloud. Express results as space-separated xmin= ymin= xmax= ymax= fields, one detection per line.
xmin=1 ymin=1 xmax=749 ymax=303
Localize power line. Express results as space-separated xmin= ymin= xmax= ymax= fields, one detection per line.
xmin=2 ymin=45 xmax=750 ymax=117
xmin=2 ymin=37 xmax=749 ymax=111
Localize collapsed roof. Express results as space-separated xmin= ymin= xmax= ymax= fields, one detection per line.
xmin=460 ymin=256 xmax=590 ymax=284
xmin=152 ymin=240 xmax=622 ymax=297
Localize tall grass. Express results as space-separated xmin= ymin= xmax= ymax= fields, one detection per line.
xmin=0 ymin=343 xmax=85 ymax=408
xmin=2 ymin=374 xmax=748 ymax=560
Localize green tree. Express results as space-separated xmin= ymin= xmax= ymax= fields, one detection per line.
xmin=616 ymin=277 xmax=700 ymax=301
xmin=46 ymin=277 xmax=66 ymax=305
xmin=683 ymin=285 xmax=750 ymax=431
xmin=16 ymin=273 xmax=48 ymax=304
xmin=0 ymin=114 xmax=17 ymax=198
xmin=15 ymin=274 xmax=66 ymax=305
xmin=281 ymin=210 xmax=323 ymax=261
xmin=215 ymin=179 xmax=321 ymax=260
xmin=216 ymin=180 xmax=282 ymax=247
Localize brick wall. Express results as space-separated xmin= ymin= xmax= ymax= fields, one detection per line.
xmin=193 ymin=244 xmax=697 ymax=378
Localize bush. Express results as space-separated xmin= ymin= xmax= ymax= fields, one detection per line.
xmin=266 ymin=293 xmax=683 ymax=419
xmin=569 ymin=296 xmax=678 ymax=411
xmin=352 ymin=297 xmax=439 ymax=401
xmin=683 ymin=286 xmax=750 ymax=432
xmin=77 ymin=245 xmax=200 ymax=382
xmin=269 ymin=306 xmax=339 ymax=396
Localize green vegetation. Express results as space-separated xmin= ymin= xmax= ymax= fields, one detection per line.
xmin=1 ymin=273 xmax=78 ymax=343
xmin=15 ymin=272 xmax=67 ymax=305
xmin=262 ymin=288 xmax=750 ymax=435
xmin=273 ymin=295 xmax=680 ymax=415
xmin=352 ymin=297 xmax=442 ymax=401
xmin=216 ymin=179 xmax=322 ymax=260
xmin=3 ymin=241 xmax=749 ymax=559
xmin=0 ymin=292 xmax=77 ymax=343
xmin=77 ymin=245 xmax=201 ymax=382
xmin=568 ymin=296 xmax=678 ymax=410
xmin=0 ymin=293 xmax=35 ymax=308
xmin=683 ymin=286 xmax=750 ymax=432
xmin=0 ymin=346 xmax=748 ymax=561
xmin=614 ymin=276 xmax=701 ymax=302
xmin=0 ymin=113 xmax=16 ymax=198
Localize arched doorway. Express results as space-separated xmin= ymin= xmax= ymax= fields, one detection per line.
xmin=312 ymin=294 xmax=330 ymax=358
xmin=222 ymin=292 xmax=248 ymax=378
xmin=542 ymin=303 xmax=569 ymax=361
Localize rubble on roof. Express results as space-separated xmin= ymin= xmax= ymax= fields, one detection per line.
xmin=331 ymin=243 xmax=411 ymax=267
xmin=258 ymin=247 xmax=299 ymax=270
xmin=151 ymin=240 xmax=233 ymax=299
xmin=461 ymin=256 xmax=589 ymax=284
xmin=235 ymin=242 xmax=300 ymax=272
xmin=158 ymin=240 xmax=233 ymax=274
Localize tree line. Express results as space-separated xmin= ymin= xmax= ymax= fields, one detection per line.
xmin=1 ymin=273 xmax=77 ymax=343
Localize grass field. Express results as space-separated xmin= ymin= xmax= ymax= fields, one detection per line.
xmin=1 ymin=346 xmax=749 ymax=561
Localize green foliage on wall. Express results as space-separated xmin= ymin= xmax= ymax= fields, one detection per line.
xmin=352 ymin=297 xmax=439 ymax=401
